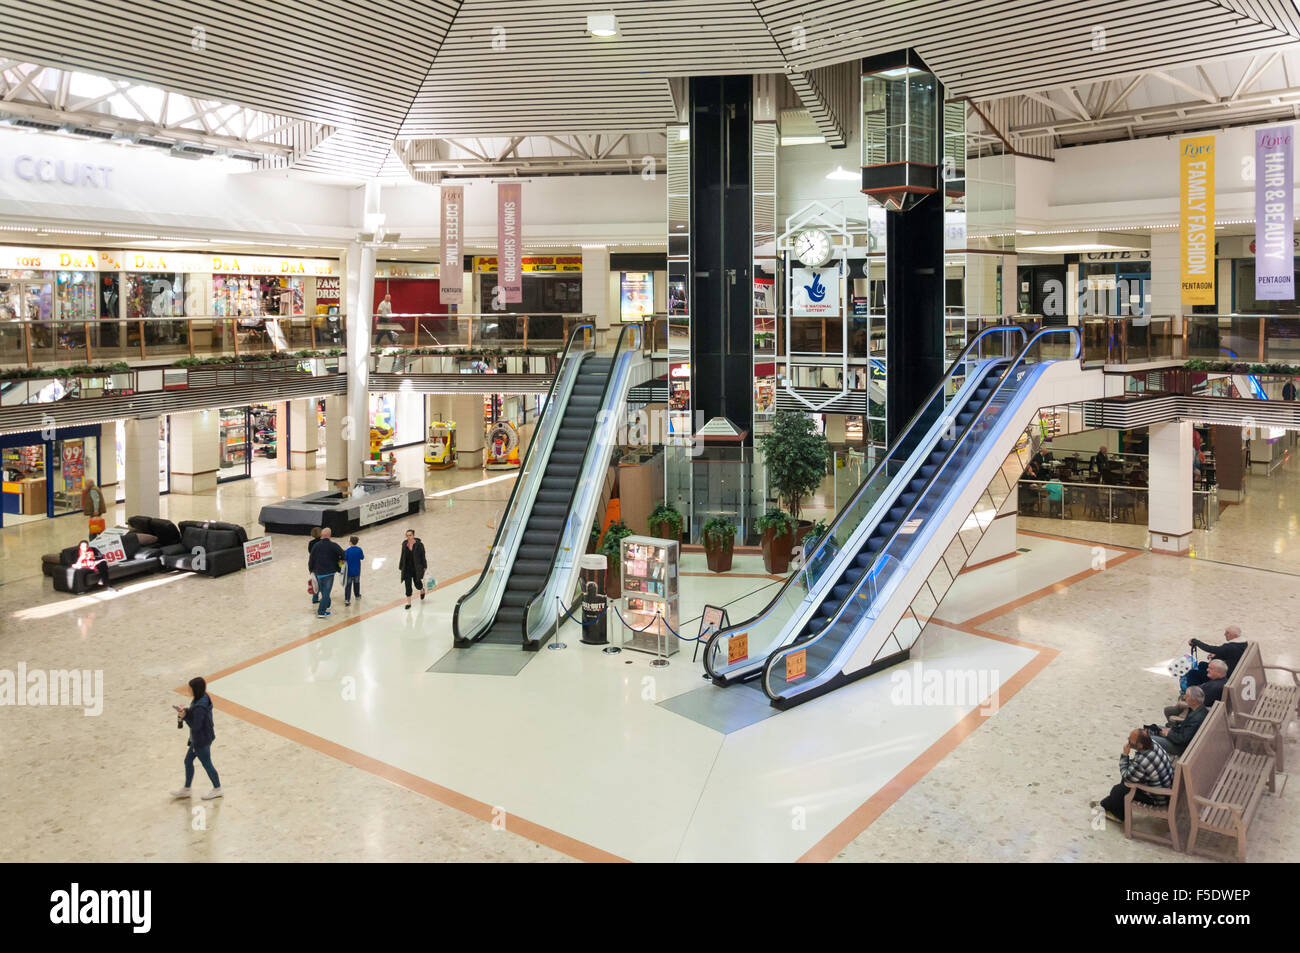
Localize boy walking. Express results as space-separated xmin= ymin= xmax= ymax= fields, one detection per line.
xmin=344 ymin=535 xmax=364 ymax=606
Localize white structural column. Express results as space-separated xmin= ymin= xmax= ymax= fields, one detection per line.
xmin=123 ymin=416 xmax=160 ymax=517
xmin=287 ymin=399 xmax=317 ymax=470
xmin=581 ymin=244 xmax=612 ymax=343
xmin=169 ymin=409 xmax=219 ymax=493
xmin=344 ymin=240 xmax=377 ymax=485
xmin=453 ymin=394 xmax=485 ymax=468
xmin=1148 ymin=230 xmax=1181 ymax=327
xmin=1148 ymin=420 xmax=1193 ymax=555
xmin=324 ymin=394 xmax=347 ymax=484
xmin=1002 ymin=254 xmax=1018 ymax=315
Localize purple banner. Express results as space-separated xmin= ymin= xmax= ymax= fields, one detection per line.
xmin=439 ymin=185 xmax=463 ymax=306
xmin=1255 ymin=126 xmax=1294 ymax=301
xmin=497 ymin=183 xmax=522 ymax=304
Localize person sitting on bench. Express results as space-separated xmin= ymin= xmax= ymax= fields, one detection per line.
xmin=1151 ymin=685 xmax=1208 ymax=756
xmin=1093 ymin=728 xmax=1174 ymax=823
xmin=1165 ymin=658 xmax=1228 ymax=722
xmin=1187 ymin=625 xmax=1247 ymax=679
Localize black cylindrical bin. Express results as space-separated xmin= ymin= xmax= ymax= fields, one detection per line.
xmin=579 ymin=554 xmax=608 ymax=645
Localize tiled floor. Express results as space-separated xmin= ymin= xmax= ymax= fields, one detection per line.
xmin=1 ymin=448 xmax=1296 ymax=863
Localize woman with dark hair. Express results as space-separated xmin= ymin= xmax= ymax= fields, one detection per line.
xmin=170 ymin=676 xmax=223 ymax=800
xmin=398 ymin=528 xmax=428 ymax=610
xmin=72 ymin=540 xmax=112 ymax=591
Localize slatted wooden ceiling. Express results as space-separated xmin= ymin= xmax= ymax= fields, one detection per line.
xmin=3 ymin=0 xmax=1299 ymax=175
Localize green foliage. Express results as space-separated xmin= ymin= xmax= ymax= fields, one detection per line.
xmin=756 ymin=410 xmax=831 ymax=522
xmin=1184 ymin=359 xmax=1300 ymax=375
xmin=647 ymin=503 xmax=683 ymax=537
xmin=700 ymin=516 xmax=737 ymax=549
xmin=754 ymin=508 xmax=795 ymax=536
xmin=804 ymin=518 xmax=830 ymax=545
xmin=598 ymin=520 xmax=633 ymax=567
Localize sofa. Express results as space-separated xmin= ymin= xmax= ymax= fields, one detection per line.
xmin=47 ymin=532 xmax=169 ymax=594
xmin=159 ymin=520 xmax=249 ymax=578
xmin=127 ymin=514 xmax=183 ymax=547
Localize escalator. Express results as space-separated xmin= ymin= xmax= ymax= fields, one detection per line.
xmin=454 ymin=324 xmax=641 ymax=650
xmin=705 ymin=326 xmax=1099 ymax=708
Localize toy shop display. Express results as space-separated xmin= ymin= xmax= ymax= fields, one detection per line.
xmin=425 ymin=421 xmax=457 ymax=470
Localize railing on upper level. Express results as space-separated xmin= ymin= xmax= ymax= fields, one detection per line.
xmin=369 ymin=312 xmax=597 ymax=350
xmin=0 ymin=313 xmax=346 ymax=369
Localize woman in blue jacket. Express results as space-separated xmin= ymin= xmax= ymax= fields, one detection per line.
xmin=171 ymin=677 xmax=223 ymax=800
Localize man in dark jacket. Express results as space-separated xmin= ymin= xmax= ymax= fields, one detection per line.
xmin=309 ymin=528 xmax=346 ymax=618
xmin=1154 ymin=685 xmax=1208 ymax=756
xmin=1188 ymin=625 xmax=1247 ymax=678
xmin=171 ymin=676 xmax=222 ymax=800
xmin=399 ymin=528 xmax=428 ymax=610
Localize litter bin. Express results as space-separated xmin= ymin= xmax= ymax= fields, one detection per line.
xmin=579 ymin=554 xmax=608 ymax=646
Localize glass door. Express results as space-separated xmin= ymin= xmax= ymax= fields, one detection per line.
xmin=218 ymin=406 xmax=251 ymax=481
xmin=1 ymin=442 xmax=48 ymax=527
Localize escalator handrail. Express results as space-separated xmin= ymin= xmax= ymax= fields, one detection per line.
xmin=452 ymin=323 xmax=594 ymax=640
xmin=519 ymin=322 xmax=642 ymax=644
xmin=702 ymin=324 xmax=1028 ymax=680
xmin=760 ymin=326 xmax=1082 ymax=700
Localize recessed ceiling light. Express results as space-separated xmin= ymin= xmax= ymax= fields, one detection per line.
xmin=587 ymin=12 xmax=618 ymax=37
xmin=825 ymin=165 xmax=859 ymax=181
xmin=781 ymin=135 xmax=826 ymax=146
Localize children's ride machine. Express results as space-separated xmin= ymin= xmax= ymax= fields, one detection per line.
xmin=484 ymin=421 xmax=521 ymax=470
xmin=425 ymin=421 xmax=457 ymax=470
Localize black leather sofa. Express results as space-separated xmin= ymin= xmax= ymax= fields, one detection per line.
xmin=160 ymin=520 xmax=249 ymax=578
xmin=47 ymin=532 xmax=169 ymax=594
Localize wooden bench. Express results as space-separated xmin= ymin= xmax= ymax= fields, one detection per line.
xmin=1123 ymin=765 xmax=1181 ymax=853
xmin=1178 ymin=702 xmax=1275 ymax=863
xmin=1224 ymin=642 xmax=1300 ymax=772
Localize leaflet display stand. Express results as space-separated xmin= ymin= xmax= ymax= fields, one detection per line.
xmin=619 ymin=536 xmax=680 ymax=659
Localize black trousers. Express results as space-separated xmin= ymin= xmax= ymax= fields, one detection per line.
xmin=403 ymin=575 xmax=425 ymax=597
xmin=1100 ymin=782 xmax=1165 ymax=821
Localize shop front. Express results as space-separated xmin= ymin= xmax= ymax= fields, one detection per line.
xmin=1 ymin=424 xmax=102 ymax=528
xmin=473 ymin=256 xmax=582 ymax=325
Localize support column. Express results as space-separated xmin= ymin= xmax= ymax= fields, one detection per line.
xmin=344 ymin=239 xmax=377 ymax=486
xmin=581 ymin=245 xmax=612 ymax=343
xmin=124 ymin=416 xmax=160 ymax=517
xmin=453 ymin=395 xmax=485 ymax=468
xmin=1149 ymin=420 xmax=1193 ymax=555
xmin=288 ymin=399 xmax=317 ymax=470
xmin=324 ymin=394 xmax=348 ymax=484
xmin=169 ymin=409 xmax=218 ymax=494
xmin=885 ymin=190 xmax=945 ymax=441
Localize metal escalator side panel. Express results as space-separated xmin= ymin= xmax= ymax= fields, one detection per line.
xmin=452 ymin=329 xmax=594 ymax=645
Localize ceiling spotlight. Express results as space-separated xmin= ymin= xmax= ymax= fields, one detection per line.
xmin=587 ymin=12 xmax=619 ymax=37
xmin=825 ymin=165 xmax=859 ymax=181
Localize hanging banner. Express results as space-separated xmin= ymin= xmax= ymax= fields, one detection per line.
xmin=497 ymin=183 xmax=522 ymax=304
xmin=1255 ymin=126 xmax=1295 ymax=301
xmin=439 ymin=185 xmax=464 ymax=306
xmin=1179 ymin=136 xmax=1216 ymax=306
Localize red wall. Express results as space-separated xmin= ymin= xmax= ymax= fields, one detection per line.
xmin=374 ymin=279 xmax=446 ymax=319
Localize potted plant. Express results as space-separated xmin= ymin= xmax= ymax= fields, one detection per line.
xmin=647 ymin=503 xmax=683 ymax=541
xmin=755 ymin=508 xmax=797 ymax=574
xmin=598 ymin=520 xmax=633 ymax=597
xmin=756 ymin=408 xmax=831 ymax=538
xmin=701 ymin=516 xmax=737 ymax=573
xmin=587 ymin=522 xmax=602 ymax=555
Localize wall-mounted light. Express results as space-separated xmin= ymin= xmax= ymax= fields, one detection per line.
xmin=587 ymin=12 xmax=619 ymax=37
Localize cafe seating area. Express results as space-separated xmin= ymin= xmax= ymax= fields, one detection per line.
xmin=1017 ymin=449 xmax=1218 ymax=525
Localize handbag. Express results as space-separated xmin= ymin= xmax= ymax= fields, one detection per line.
xmin=307 ymin=575 xmax=317 ymax=595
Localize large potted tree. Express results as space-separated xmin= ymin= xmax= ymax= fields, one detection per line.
xmin=647 ymin=503 xmax=684 ymax=542
xmin=756 ymin=409 xmax=831 ymax=543
xmin=755 ymin=508 xmax=797 ymax=574
xmin=700 ymin=516 xmax=737 ymax=573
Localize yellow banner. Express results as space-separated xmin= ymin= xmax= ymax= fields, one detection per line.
xmin=1179 ymin=136 xmax=1215 ymax=306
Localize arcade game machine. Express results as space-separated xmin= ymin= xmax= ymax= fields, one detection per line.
xmin=369 ymin=407 xmax=395 ymax=460
xmin=425 ymin=420 xmax=457 ymax=470
xmin=484 ymin=421 xmax=521 ymax=470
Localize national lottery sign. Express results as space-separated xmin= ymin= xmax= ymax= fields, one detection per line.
xmin=243 ymin=536 xmax=274 ymax=568
xmin=358 ymin=491 xmax=409 ymax=527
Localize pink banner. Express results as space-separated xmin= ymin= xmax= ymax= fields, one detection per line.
xmin=439 ymin=185 xmax=463 ymax=306
xmin=497 ymin=183 xmax=522 ymax=304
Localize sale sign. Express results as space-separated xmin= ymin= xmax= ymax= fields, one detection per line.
xmin=727 ymin=632 xmax=749 ymax=665
xmin=1255 ymin=126 xmax=1294 ymax=301
xmin=242 ymin=536 xmax=274 ymax=568
xmin=90 ymin=533 xmax=128 ymax=564
xmin=1179 ymin=136 xmax=1216 ymax=306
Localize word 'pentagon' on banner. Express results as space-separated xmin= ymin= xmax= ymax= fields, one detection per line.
xmin=440 ymin=185 xmax=464 ymax=306
xmin=1179 ymin=135 xmax=1215 ymax=306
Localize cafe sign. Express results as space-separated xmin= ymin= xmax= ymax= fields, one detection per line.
xmin=374 ymin=261 xmax=440 ymax=279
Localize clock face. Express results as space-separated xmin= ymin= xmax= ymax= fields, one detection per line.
xmin=794 ymin=228 xmax=833 ymax=267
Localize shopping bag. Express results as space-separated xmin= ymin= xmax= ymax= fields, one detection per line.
xmin=425 ymin=574 xmax=437 ymax=591
xmin=307 ymin=575 xmax=317 ymax=596
xmin=88 ymin=517 xmax=106 ymax=536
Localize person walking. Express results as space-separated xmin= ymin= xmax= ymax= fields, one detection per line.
xmin=374 ymin=293 xmax=396 ymax=346
xmin=81 ymin=478 xmax=107 ymax=536
xmin=170 ymin=676 xmax=223 ymax=801
xmin=399 ymin=528 xmax=428 ymax=610
xmin=1283 ymin=378 xmax=1297 ymax=401
xmin=343 ymin=535 xmax=364 ymax=606
xmin=308 ymin=526 xmax=322 ymax=606
xmin=309 ymin=527 xmax=346 ymax=618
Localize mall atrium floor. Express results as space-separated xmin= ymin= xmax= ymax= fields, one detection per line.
xmin=1 ymin=443 xmax=1296 ymax=864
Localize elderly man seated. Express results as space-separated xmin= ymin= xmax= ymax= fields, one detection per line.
xmin=1187 ymin=625 xmax=1247 ymax=681
xmin=1165 ymin=658 xmax=1228 ymax=722
xmin=1092 ymin=728 xmax=1175 ymax=823
xmin=1151 ymin=686 xmax=1208 ymax=756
